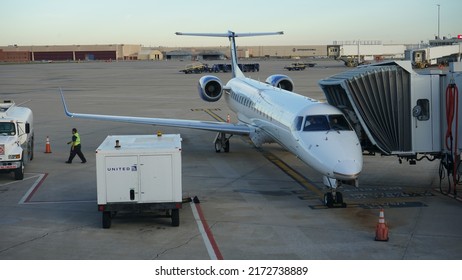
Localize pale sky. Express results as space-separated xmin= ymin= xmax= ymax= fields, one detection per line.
xmin=1 ymin=0 xmax=461 ymax=47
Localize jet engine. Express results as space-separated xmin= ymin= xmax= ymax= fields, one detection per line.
xmin=198 ymin=76 xmax=223 ymax=102
xmin=265 ymin=74 xmax=294 ymax=92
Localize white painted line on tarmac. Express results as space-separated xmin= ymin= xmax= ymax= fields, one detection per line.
xmin=18 ymin=172 xmax=96 ymax=204
xmin=18 ymin=173 xmax=48 ymax=204
xmin=190 ymin=199 xmax=223 ymax=260
xmin=23 ymin=200 xmax=96 ymax=205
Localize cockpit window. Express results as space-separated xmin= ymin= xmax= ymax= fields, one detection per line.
xmin=328 ymin=114 xmax=353 ymax=131
xmin=294 ymin=116 xmax=304 ymax=131
xmin=303 ymin=116 xmax=329 ymax=131
xmin=0 ymin=122 xmax=16 ymax=136
xmin=302 ymin=114 xmax=352 ymax=132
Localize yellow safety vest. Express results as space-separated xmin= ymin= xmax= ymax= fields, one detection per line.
xmin=74 ymin=132 xmax=81 ymax=146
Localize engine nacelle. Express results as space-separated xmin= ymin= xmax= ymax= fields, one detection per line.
xmin=198 ymin=75 xmax=223 ymax=102
xmin=265 ymin=74 xmax=294 ymax=92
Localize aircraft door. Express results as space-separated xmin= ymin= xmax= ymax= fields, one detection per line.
xmin=411 ymin=75 xmax=440 ymax=153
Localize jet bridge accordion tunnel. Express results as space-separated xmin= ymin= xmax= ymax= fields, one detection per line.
xmin=319 ymin=61 xmax=462 ymax=195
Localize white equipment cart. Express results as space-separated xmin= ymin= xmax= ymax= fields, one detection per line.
xmin=95 ymin=134 xmax=182 ymax=228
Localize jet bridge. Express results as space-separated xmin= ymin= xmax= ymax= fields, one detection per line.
xmin=319 ymin=61 xmax=461 ymax=194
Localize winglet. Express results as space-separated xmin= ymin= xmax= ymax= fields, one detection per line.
xmin=60 ymin=88 xmax=73 ymax=117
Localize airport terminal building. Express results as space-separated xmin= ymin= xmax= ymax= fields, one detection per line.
xmin=4 ymin=35 xmax=461 ymax=63
xmin=0 ymin=44 xmax=141 ymax=62
xmin=0 ymin=44 xmax=332 ymax=62
xmin=1 ymin=42 xmax=407 ymax=63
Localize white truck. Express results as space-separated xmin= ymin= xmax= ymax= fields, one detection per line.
xmin=0 ymin=100 xmax=34 ymax=180
xmin=95 ymin=134 xmax=182 ymax=229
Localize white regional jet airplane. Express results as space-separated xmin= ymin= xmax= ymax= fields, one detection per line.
xmin=60 ymin=31 xmax=363 ymax=207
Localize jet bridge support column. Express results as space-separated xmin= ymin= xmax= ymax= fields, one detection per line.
xmin=440 ymin=62 xmax=462 ymax=197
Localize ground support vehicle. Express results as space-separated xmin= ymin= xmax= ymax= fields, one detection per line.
xmin=239 ymin=63 xmax=260 ymax=72
xmin=284 ymin=62 xmax=307 ymax=71
xmin=0 ymin=100 xmax=34 ymax=180
xmin=179 ymin=62 xmax=208 ymax=74
xmin=95 ymin=134 xmax=182 ymax=228
xmin=210 ymin=63 xmax=232 ymax=73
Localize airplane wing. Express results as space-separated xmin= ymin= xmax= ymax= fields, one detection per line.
xmin=60 ymin=91 xmax=253 ymax=135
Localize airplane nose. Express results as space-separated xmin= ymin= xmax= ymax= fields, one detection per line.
xmin=333 ymin=160 xmax=361 ymax=180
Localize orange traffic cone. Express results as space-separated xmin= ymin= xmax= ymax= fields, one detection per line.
xmin=226 ymin=114 xmax=230 ymax=123
xmin=375 ymin=208 xmax=389 ymax=241
xmin=45 ymin=136 xmax=52 ymax=153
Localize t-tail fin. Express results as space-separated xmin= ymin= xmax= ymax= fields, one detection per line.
xmin=175 ymin=31 xmax=283 ymax=78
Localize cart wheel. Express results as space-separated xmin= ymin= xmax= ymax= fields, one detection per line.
xmin=102 ymin=211 xmax=112 ymax=229
xmin=171 ymin=209 xmax=179 ymax=227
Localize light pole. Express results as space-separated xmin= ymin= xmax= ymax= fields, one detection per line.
xmin=437 ymin=4 xmax=440 ymax=39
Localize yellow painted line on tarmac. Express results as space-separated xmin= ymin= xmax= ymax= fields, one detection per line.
xmin=198 ymin=108 xmax=324 ymax=200
xmin=258 ymin=149 xmax=324 ymax=198
xmin=191 ymin=108 xmax=225 ymax=122
xmin=204 ymin=109 xmax=225 ymax=122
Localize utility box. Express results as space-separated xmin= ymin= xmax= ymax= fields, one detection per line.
xmin=95 ymin=134 xmax=182 ymax=228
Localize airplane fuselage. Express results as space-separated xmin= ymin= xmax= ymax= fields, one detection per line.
xmin=224 ymin=76 xmax=363 ymax=182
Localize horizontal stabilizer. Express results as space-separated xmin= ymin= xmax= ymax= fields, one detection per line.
xmin=175 ymin=31 xmax=283 ymax=38
xmin=176 ymin=30 xmax=283 ymax=78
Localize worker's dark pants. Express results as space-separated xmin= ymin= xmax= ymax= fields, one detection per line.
xmin=68 ymin=144 xmax=86 ymax=163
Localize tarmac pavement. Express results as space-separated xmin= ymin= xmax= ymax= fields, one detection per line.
xmin=0 ymin=59 xmax=461 ymax=260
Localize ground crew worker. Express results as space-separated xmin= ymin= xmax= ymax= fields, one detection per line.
xmin=65 ymin=128 xmax=87 ymax=164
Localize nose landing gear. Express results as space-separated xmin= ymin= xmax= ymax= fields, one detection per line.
xmin=323 ymin=176 xmax=347 ymax=208
xmin=323 ymin=191 xmax=346 ymax=208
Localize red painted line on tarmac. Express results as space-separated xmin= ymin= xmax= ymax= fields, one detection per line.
xmin=23 ymin=173 xmax=48 ymax=203
xmin=192 ymin=201 xmax=224 ymax=260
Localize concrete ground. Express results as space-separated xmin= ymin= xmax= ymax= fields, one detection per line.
xmin=0 ymin=59 xmax=461 ymax=260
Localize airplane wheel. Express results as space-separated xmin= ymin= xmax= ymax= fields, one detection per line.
xmin=215 ymin=141 xmax=221 ymax=153
xmin=324 ymin=193 xmax=334 ymax=208
xmin=224 ymin=141 xmax=230 ymax=153
xmin=335 ymin=192 xmax=343 ymax=204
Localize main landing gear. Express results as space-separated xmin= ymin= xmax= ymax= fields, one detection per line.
xmin=214 ymin=132 xmax=232 ymax=153
xmin=323 ymin=176 xmax=347 ymax=208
